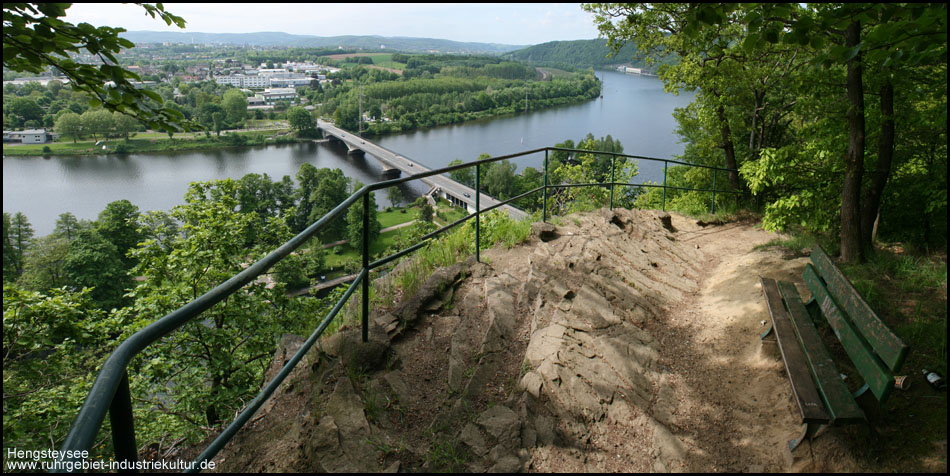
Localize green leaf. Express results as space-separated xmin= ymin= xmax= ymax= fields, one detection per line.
xmin=141 ymin=89 xmax=163 ymax=103
xmin=742 ymin=33 xmax=762 ymax=52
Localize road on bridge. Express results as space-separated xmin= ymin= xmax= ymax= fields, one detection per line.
xmin=316 ymin=119 xmax=528 ymax=221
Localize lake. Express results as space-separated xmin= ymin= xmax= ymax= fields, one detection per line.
xmin=3 ymin=71 xmax=695 ymax=235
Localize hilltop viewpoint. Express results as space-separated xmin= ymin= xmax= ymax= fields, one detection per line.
xmin=173 ymin=209 xmax=946 ymax=473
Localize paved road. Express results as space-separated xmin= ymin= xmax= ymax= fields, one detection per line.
xmin=316 ymin=119 xmax=527 ymax=220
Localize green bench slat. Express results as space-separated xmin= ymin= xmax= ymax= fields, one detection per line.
xmin=761 ymin=278 xmax=831 ymax=424
xmin=777 ymin=281 xmax=866 ymax=424
xmin=810 ymin=246 xmax=908 ymax=372
xmin=804 ymin=264 xmax=895 ymax=403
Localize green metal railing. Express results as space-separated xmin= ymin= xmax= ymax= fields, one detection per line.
xmin=55 ymin=146 xmax=745 ymax=472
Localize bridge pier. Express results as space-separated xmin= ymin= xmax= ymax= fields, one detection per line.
xmin=346 ymin=143 xmax=365 ymax=156
xmin=381 ymin=168 xmax=401 ymax=180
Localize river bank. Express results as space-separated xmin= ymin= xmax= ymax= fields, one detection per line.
xmin=2 ymin=127 xmax=299 ymax=157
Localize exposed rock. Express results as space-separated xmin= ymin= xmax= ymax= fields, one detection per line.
xmin=326 ymin=378 xmax=369 ymax=438
xmin=333 ymin=327 xmax=389 ymax=373
xmin=391 ymin=262 xmax=465 ymax=330
xmin=461 ymin=423 xmax=490 ymax=457
xmin=311 ymin=415 xmax=340 ymax=453
xmin=531 ymin=222 xmax=559 ymax=242
xmin=657 ymin=211 xmax=676 ymax=232
xmin=381 ymin=370 xmax=411 ymax=406
xmin=477 ymin=405 xmax=521 ymax=443
xmin=206 ymin=209 xmax=809 ymax=474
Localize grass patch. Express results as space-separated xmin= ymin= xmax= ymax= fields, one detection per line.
xmin=838 ymin=247 xmax=947 ymax=472
xmin=434 ymin=204 xmax=467 ymax=225
xmin=368 ymin=210 xmax=530 ymax=315
xmin=378 ymin=206 xmax=419 ymax=229
xmin=325 ymin=245 xmax=359 ymax=270
xmin=426 ymin=439 xmax=470 ymax=473
xmin=323 ymin=228 xmax=404 ymax=270
xmin=839 ymin=249 xmax=948 ymax=373
xmin=753 ymin=234 xmax=818 ymax=256
xmin=537 ymin=67 xmax=573 ymax=78
xmin=3 ymin=129 xmax=296 ymax=156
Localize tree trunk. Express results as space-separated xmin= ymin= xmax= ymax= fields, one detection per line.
xmin=205 ymin=377 xmax=221 ymax=426
xmin=840 ymin=21 xmax=866 ymax=264
xmin=717 ymin=104 xmax=740 ymax=190
xmin=860 ymin=78 xmax=894 ymax=254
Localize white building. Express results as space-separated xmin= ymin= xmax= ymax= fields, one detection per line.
xmin=257 ymin=68 xmax=289 ymax=76
xmin=215 ymin=74 xmax=268 ymax=88
xmin=617 ymin=66 xmax=642 ymax=75
xmin=2 ymin=77 xmax=70 ymax=87
xmin=13 ymin=129 xmax=54 ymax=144
xmin=260 ymin=88 xmax=297 ymax=104
xmin=244 ymin=75 xmax=268 ymax=88
xmin=215 ymin=76 xmax=243 ymax=87
xmin=268 ymin=76 xmax=312 ymax=88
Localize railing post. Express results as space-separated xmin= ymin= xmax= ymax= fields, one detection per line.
xmin=361 ymin=192 xmax=369 ymax=343
xmin=710 ymin=168 xmax=717 ymax=214
xmin=542 ymin=149 xmax=548 ymax=223
xmin=662 ymin=160 xmax=668 ymax=211
xmin=110 ymin=370 xmax=138 ymax=471
xmin=609 ymin=153 xmax=616 ymax=210
xmin=475 ymin=162 xmax=480 ymax=263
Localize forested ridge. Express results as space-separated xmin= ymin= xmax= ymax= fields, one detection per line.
xmin=504 ymin=38 xmax=672 ymax=72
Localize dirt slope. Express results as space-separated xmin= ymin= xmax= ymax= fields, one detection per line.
xmin=195 ymin=208 xmax=940 ymax=473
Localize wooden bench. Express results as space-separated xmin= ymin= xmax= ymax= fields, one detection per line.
xmin=759 ymin=245 xmax=908 ymax=451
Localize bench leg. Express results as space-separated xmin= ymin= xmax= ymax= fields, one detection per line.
xmin=852 ymin=383 xmax=869 ymax=399
xmin=788 ymin=422 xmax=821 ymax=453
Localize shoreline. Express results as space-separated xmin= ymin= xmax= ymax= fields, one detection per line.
xmin=2 ymin=128 xmax=299 ymax=157
xmin=4 ymin=89 xmax=600 ymax=158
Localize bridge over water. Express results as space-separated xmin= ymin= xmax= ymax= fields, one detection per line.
xmin=316 ymin=119 xmax=527 ymax=220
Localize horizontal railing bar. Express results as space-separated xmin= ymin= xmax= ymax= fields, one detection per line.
xmin=367 ymin=185 xmax=545 ymax=270
xmin=548 ymin=147 xmax=739 ymax=173
xmin=369 ymin=238 xmax=432 ymax=270
xmin=368 ymin=210 xmax=477 ymax=270
xmin=546 ymin=182 xmax=613 ymax=190
xmin=187 ymin=269 xmax=366 ymax=472
xmin=364 ymin=147 xmax=548 ymax=193
xmin=546 ymin=182 xmax=749 ymax=196
xmin=419 ymin=211 xmax=478 ymax=242
xmin=611 ymin=182 xmax=751 ymax=195
xmin=475 ymin=186 xmax=545 ymax=216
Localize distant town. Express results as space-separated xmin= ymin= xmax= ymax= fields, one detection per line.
xmin=4 ymin=36 xmax=614 ymax=147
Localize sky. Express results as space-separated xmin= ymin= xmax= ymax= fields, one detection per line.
xmin=63 ymin=3 xmax=603 ymax=46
